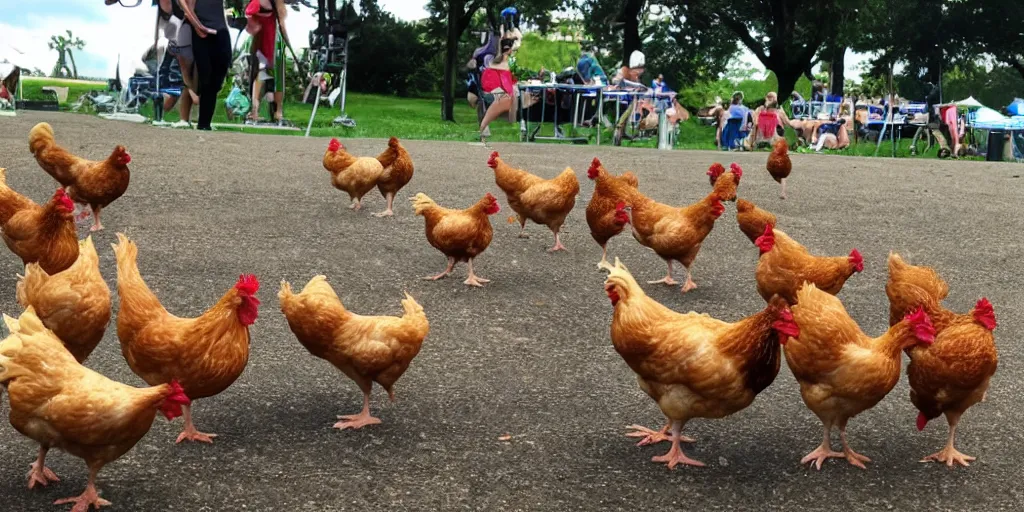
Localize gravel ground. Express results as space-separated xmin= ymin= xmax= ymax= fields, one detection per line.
xmin=0 ymin=111 xmax=1022 ymax=511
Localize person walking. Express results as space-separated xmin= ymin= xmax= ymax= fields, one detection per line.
xmin=179 ymin=0 xmax=231 ymax=130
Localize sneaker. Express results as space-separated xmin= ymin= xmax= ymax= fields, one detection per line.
xmin=170 ymin=120 xmax=191 ymax=129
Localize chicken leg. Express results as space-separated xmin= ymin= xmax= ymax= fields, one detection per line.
xmin=838 ymin=418 xmax=871 ymax=469
xmin=517 ymin=216 xmax=529 ymax=238
xmin=27 ymin=446 xmax=60 ymax=489
xmin=800 ymin=421 xmax=843 ymax=470
xmin=424 ymin=257 xmax=456 ymax=281
xmin=648 ymin=260 xmax=679 ymax=286
xmin=372 ymin=193 xmax=396 ymax=217
xmin=176 ymin=404 xmax=217 ymax=444
xmin=547 ymin=229 xmax=567 ymax=252
xmin=53 ymin=465 xmax=110 ymax=512
xmin=780 ymin=178 xmax=787 ymax=200
xmin=597 ymin=244 xmax=609 ymax=269
xmin=349 ymin=198 xmax=363 ymax=210
xmin=680 ymin=266 xmax=698 ymax=293
xmin=921 ymin=411 xmax=975 ymax=467
xmin=651 ymin=421 xmax=705 ymax=468
xmin=464 ymin=258 xmax=490 ymax=287
xmin=626 ymin=421 xmax=696 ymax=446
xmin=334 ymin=388 xmax=382 ymax=430
xmin=89 ymin=205 xmax=104 ymax=232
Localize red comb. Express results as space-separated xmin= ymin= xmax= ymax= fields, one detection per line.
xmin=485 ymin=192 xmax=496 ymax=202
xmin=904 ymin=307 xmax=935 ymax=344
xmin=772 ymin=307 xmax=800 ymax=344
xmin=848 ymin=249 xmax=864 ymax=272
xmin=973 ymin=298 xmax=996 ymax=330
xmin=587 ymin=158 xmax=602 ymax=179
xmin=755 ymin=224 xmax=775 ymax=254
xmin=729 ymin=162 xmax=742 ymax=181
xmin=53 ymin=188 xmax=74 ymax=211
xmin=327 ymin=138 xmax=341 ymax=152
xmin=916 ymin=411 xmax=928 ymax=431
xmin=615 ymin=200 xmax=626 ymax=211
xmin=235 ymin=274 xmax=260 ymax=296
xmin=160 ymin=379 xmax=191 ymax=420
xmin=487 ymin=151 xmax=500 ymax=168
xmin=706 ymin=162 xmax=725 ymax=179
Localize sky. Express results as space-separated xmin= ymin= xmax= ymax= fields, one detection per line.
xmin=0 ymin=0 xmax=868 ymax=84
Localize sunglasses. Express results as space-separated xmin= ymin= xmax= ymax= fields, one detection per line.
xmin=106 ymin=0 xmax=144 ymax=7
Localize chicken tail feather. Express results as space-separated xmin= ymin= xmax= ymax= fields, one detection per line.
xmin=28 ymin=122 xmax=55 ymax=155
xmin=410 ymin=193 xmax=437 ymax=216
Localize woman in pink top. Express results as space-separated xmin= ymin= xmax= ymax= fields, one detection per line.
xmin=478 ymin=39 xmax=519 ymax=145
xmin=246 ymin=0 xmax=286 ymax=122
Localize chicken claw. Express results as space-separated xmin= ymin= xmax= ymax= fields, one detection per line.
xmin=625 ymin=424 xmax=695 ymax=446
xmin=464 ymin=276 xmax=489 ymax=287
xmin=647 ymin=277 xmax=679 ymax=286
xmin=176 ymin=428 xmax=218 ymax=444
xmin=348 ymin=199 xmax=363 ymax=210
xmin=334 ymin=413 xmax=382 ymax=430
xmin=680 ymin=276 xmax=698 ymax=293
xmin=371 ymin=209 xmax=394 ymax=218
xmin=26 ymin=463 xmax=59 ymax=489
xmin=842 ymin=447 xmax=872 ymax=469
xmin=921 ymin=446 xmax=976 ymax=468
xmin=800 ymin=445 xmax=844 ymax=470
xmin=423 ymin=257 xmax=456 ymax=281
xmin=652 ymin=442 xmax=705 ymax=469
xmin=54 ymin=485 xmax=111 ymax=512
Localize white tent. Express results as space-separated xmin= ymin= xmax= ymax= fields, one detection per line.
xmin=955 ymin=96 xmax=984 ymax=108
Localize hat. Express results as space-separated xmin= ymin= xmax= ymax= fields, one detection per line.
xmin=629 ymin=50 xmax=645 ymax=69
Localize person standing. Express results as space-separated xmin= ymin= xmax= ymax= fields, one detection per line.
xmin=179 ymin=0 xmax=230 ymax=130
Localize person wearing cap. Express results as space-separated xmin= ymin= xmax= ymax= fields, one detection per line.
xmin=612 ymin=50 xmax=646 ymax=146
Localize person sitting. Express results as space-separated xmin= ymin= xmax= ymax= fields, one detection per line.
xmin=813 ymin=117 xmax=851 ymax=151
xmin=718 ymin=91 xmax=751 ymax=150
xmin=611 ymin=50 xmax=646 ymax=146
xmin=478 ymin=39 xmax=518 ymax=145
xmin=747 ymin=93 xmax=789 ymax=149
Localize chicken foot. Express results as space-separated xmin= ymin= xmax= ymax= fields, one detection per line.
xmin=88 ymin=205 xmax=104 ymax=232
xmin=626 ymin=422 xmax=695 ymax=446
xmin=838 ymin=420 xmax=871 ymax=469
xmin=334 ymin=390 xmax=382 ymax=430
xmin=348 ymin=198 xmax=363 ymax=211
xmin=680 ymin=267 xmax=698 ymax=293
xmin=648 ymin=261 xmax=679 ymax=286
xmin=423 ymin=257 xmax=456 ymax=281
xmin=780 ymin=178 xmax=787 ymax=200
xmin=921 ymin=412 xmax=975 ymax=467
xmin=517 ymin=217 xmax=529 ymax=238
xmin=464 ymin=258 xmax=490 ymax=287
xmin=27 ymin=446 xmax=60 ymax=489
xmin=53 ymin=466 xmax=110 ymax=512
xmin=800 ymin=422 xmax=843 ymax=470
xmin=176 ymin=405 xmax=218 ymax=444
xmin=597 ymin=244 xmax=609 ymax=270
xmin=372 ymin=193 xmax=396 ymax=217
xmin=547 ymin=230 xmax=567 ymax=252
xmin=651 ymin=421 xmax=705 ymax=468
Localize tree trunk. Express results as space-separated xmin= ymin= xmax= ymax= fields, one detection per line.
xmin=774 ymin=69 xmax=799 ymax=105
xmin=830 ymin=45 xmax=846 ymax=97
xmin=441 ymin=0 xmax=462 ymax=122
xmin=621 ymin=0 xmax=643 ymax=65
xmin=1007 ymin=58 xmax=1024 ymax=82
xmin=68 ymin=50 xmax=79 ymax=79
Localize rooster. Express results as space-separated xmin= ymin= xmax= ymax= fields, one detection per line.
xmin=411 ymin=192 xmax=500 ymax=287
xmin=16 ymin=236 xmax=111 ymax=363
xmin=585 ymin=158 xmax=637 ymax=268
xmin=279 ymin=276 xmax=429 ymax=429
xmin=28 ymin=122 xmax=131 ymax=231
xmin=373 ymin=137 xmax=414 ymax=217
xmin=323 ymin=138 xmax=384 ymax=211
xmin=753 ymin=224 xmax=863 ymax=304
xmin=784 ymin=284 xmax=936 ymax=469
xmin=620 ymin=187 xmax=726 ymax=293
xmin=766 ymin=139 xmax=792 ymax=199
xmin=603 ymin=259 xmax=789 ymax=468
xmin=0 ymin=307 xmax=190 ymax=510
xmin=735 ymin=199 xmax=777 ymax=244
xmin=887 ymin=253 xmax=998 ymax=467
xmin=486 ymin=151 xmax=579 ymax=252
xmin=0 ymin=169 xmax=79 ymax=275
xmin=113 ymin=234 xmax=259 ymax=443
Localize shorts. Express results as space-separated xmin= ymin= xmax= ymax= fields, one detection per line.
xmin=166 ymin=16 xmax=194 ymax=61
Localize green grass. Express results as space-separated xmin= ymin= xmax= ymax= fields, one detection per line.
xmin=20 ymin=77 xmax=106 ymax=106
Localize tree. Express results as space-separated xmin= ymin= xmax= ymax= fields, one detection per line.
xmin=675 ymin=0 xmax=861 ymax=101
xmin=48 ymin=31 xmax=85 ymax=79
xmin=950 ymin=0 xmax=1024 ymax=81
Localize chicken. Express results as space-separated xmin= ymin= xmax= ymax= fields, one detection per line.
xmin=0 ymin=307 xmax=190 ymax=511
xmin=278 ymin=276 xmax=429 ymax=429
xmin=373 ymin=137 xmax=414 ymax=217
xmin=486 ymin=151 xmax=579 ymax=252
xmin=15 ymin=236 xmax=110 ymax=363
xmin=766 ymin=138 xmax=792 ymax=199
xmin=886 ymin=253 xmax=998 ymax=467
xmin=784 ymin=283 xmax=936 ymax=469
xmin=585 ymin=157 xmax=637 ymax=267
xmin=736 ymin=198 xmax=777 ymax=244
xmin=603 ymin=259 xmax=789 ymax=468
xmin=28 ymin=122 xmax=131 ymax=232
xmin=112 ymin=233 xmax=258 ymax=443
xmin=323 ymin=138 xmax=384 ymax=211
xmin=706 ymin=162 xmax=742 ymax=201
xmin=620 ymin=187 xmax=726 ymax=293
xmin=753 ymin=224 xmax=863 ymax=304
xmin=411 ymin=192 xmax=500 ymax=287
xmin=0 ymin=169 xmax=79 ymax=275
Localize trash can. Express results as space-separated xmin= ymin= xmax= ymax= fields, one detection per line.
xmin=986 ymin=130 xmax=1005 ymax=162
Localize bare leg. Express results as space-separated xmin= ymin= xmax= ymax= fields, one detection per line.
xmin=464 ymin=258 xmax=490 ymax=287
xmin=680 ymin=266 xmax=697 ymax=293
xmin=547 ymin=229 xmax=567 ymax=252
xmin=651 ymin=421 xmax=705 ymax=468
xmin=480 ymin=95 xmax=514 ymax=143
xmin=838 ymin=419 xmax=871 ymax=469
xmin=27 ymin=446 xmax=60 ymax=489
xmin=249 ymin=79 xmax=264 ymax=121
xmin=800 ymin=421 xmax=843 ymax=470
xmin=176 ymin=404 xmax=217 ymax=444
xmin=273 ymin=91 xmax=284 ymax=121
xmin=372 ymin=193 xmax=396 ymax=217
xmin=780 ymin=178 xmax=787 ymax=200
xmin=921 ymin=411 xmax=975 ymax=467
xmin=648 ymin=260 xmax=679 ymax=285
xmin=334 ymin=389 xmax=381 ymax=430
xmin=424 ymin=257 xmax=456 ymax=281
xmin=626 ymin=422 xmax=696 ymax=446
xmin=89 ymin=205 xmax=104 ymax=232
xmin=53 ymin=465 xmax=111 ymax=511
